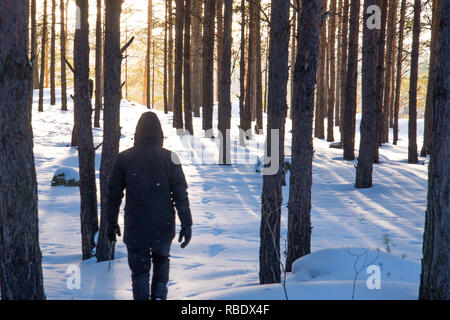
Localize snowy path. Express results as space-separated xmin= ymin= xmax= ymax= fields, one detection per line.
xmin=33 ymin=90 xmax=427 ymax=299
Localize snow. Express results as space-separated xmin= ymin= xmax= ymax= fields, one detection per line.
xmin=33 ymin=88 xmax=428 ymax=300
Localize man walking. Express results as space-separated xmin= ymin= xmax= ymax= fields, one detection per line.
xmin=106 ymin=111 xmax=193 ymax=300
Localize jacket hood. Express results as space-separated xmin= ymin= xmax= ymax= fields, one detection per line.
xmin=134 ymin=112 xmax=164 ymax=146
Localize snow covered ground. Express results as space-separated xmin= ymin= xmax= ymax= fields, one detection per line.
xmin=33 ymin=89 xmax=427 ymax=300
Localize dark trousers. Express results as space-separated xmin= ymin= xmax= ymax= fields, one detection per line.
xmin=127 ymin=241 xmax=172 ymax=300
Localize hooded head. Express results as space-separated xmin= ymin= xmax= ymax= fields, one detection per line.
xmin=134 ymin=112 xmax=164 ymax=146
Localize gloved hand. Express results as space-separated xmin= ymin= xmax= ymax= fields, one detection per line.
xmin=178 ymin=225 xmax=192 ymax=249
xmin=107 ymin=223 xmax=121 ymax=242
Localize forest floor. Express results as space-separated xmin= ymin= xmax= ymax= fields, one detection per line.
xmin=33 ymin=89 xmax=428 ymax=299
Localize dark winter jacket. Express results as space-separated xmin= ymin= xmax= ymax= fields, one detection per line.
xmin=106 ymin=112 xmax=193 ymax=247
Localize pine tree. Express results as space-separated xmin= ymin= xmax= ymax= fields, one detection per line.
xmin=218 ymin=0 xmax=232 ymax=165
xmin=0 ymin=0 xmax=46 ymax=300
xmin=174 ymin=0 xmax=184 ymax=131
xmin=393 ymin=0 xmax=407 ymax=145
xmin=408 ymin=0 xmax=421 ymax=164
xmin=286 ymin=0 xmax=322 ymax=272
xmin=342 ymin=0 xmax=360 ymax=160
xmin=355 ymin=0 xmax=378 ymax=189
xmin=60 ymin=0 xmax=67 ymax=111
xmin=260 ymin=0 xmax=289 ymax=283
xmin=202 ymin=0 xmax=215 ymax=135
xmin=74 ymin=0 xmax=99 ymax=260
xmin=94 ymin=0 xmax=103 ymax=127
xmin=97 ymin=0 xmax=124 ymax=262
xmin=38 ymin=0 xmax=48 ymax=112
xmin=419 ymin=0 xmax=450 ymax=299
xmin=184 ymin=0 xmax=193 ymax=134
xmin=50 ymin=0 xmax=56 ymax=105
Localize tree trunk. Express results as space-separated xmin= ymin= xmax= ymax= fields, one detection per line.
xmin=218 ymin=0 xmax=232 ymax=165
xmin=146 ymin=0 xmax=152 ymax=108
xmin=245 ymin=0 xmax=254 ymax=138
xmin=314 ymin=0 xmax=327 ymax=140
xmin=31 ymin=0 xmax=39 ymax=89
xmin=174 ymin=0 xmax=184 ymax=131
xmin=408 ymin=0 xmax=421 ymax=164
xmin=38 ymin=0 xmax=47 ymax=112
xmin=327 ymin=0 xmax=337 ymax=142
xmin=164 ymin=0 xmax=169 ymax=114
xmin=286 ymin=0 xmax=322 ymax=272
xmin=393 ymin=0 xmax=407 ymax=146
xmin=260 ymin=0 xmax=289 ymax=283
xmin=60 ymin=0 xmax=67 ymax=111
xmin=355 ymin=0 xmax=378 ymax=189
xmin=94 ymin=0 xmax=103 ymax=127
xmin=381 ymin=0 xmax=397 ymax=143
xmin=335 ymin=0 xmax=342 ymax=127
xmin=419 ymin=0 xmax=450 ymax=299
xmin=191 ymin=0 xmax=202 ymax=117
xmin=184 ymin=0 xmax=193 ymax=134
xmin=0 ymin=0 xmax=46 ymax=300
xmin=50 ymin=0 xmax=56 ymax=105
xmin=339 ymin=0 xmax=349 ymax=140
xmin=202 ymin=0 xmax=215 ymax=135
xmin=342 ymin=0 xmax=359 ymax=161
xmin=421 ymin=0 xmax=442 ymax=156
xmin=289 ymin=6 xmax=297 ymax=119
xmin=168 ymin=0 xmax=174 ymax=112
xmin=216 ymin=0 xmax=223 ymax=102
xmin=254 ymin=0 xmax=263 ymax=134
xmin=374 ymin=0 xmax=387 ymax=164
xmin=96 ymin=0 xmax=123 ymax=262
xmin=74 ymin=0 xmax=98 ymax=260
xmin=239 ymin=0 xmax=247 ymax=145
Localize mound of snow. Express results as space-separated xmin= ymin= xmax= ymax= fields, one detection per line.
xmin=51 ymin=167 xmax=80 ymax=187
xmin=191 ymin=248 xmax=420 ymax=300
xmin=291 ymin=248 xmax=420 ymax=283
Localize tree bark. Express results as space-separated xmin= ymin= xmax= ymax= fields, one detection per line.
xmin=239 ymin=0 xmax=247 ymax=145
xmin=218 ymin=0 xmax=232 ymax=165
xmin=335 ymin=0 xmax=342 ymax=127
xmin=216 ymin=0 xmax=223 ymax=102
xmin=146 ymin=0 xmax=152 ymax=108
xmin=339 ymin=0 xmax=349 ymax=140
xmin=74 ymin=0 xmax=98 ymax=260
xmin=191 ymin=0 xmax=202 ymax=117
xmin=184 ymin=0 xmax=193 ymax=134
xmin=327 ymin=0 xmax=337 ymax=142
xmin=408 ymin=0 xmax=421 ymax=164
xmin=168 ymin=0 xmax=174 ymax=112
xmin=260 ymin=0 xmax=289 ymax=283
xmin=174 ymin=0 xmax=184 ymax=131
xmin=419 ymin=0 xmax=450 ymax=299
xmin=31 ymin=0 xmax=39 ymax=89
xmin=94 ymin=0 xmax=103 ymax=127
xmin=421 ymin=0 xmax=442 ymax=156
xmin=393 ymin=0 xmax=407 ymax=146
xmin=60 ymin=0 xmax=68 ymax=111
xmin=254 ymin=0 xmax=263 ymax=134
xmin=314 ymin=0 xmax=327 ymax=139
xmin=355 ymin=0 xmax=378 ymax=189
xmin=50 ymin=0 xmax=56 ymax=105
xmin=97 ymin=0 xmax=123 ymax=262
xmin=381 ymin=0 xmax=397 ymax=143
xmin=286 ymin=0 xmax=322 ymax=272
xmin=0 ymin=0 xmax=46 ymax=300
xmin=202 ymin=0 xmax=215 ymax=135
xmin=342 ymin=0 xmax=360 ymax=161
xmin=38 ymin=0 xmax=47 ymax=112
xmin=164 ymin=0 xmax=169 ymax=114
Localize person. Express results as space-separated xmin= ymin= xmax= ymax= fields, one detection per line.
xmin=106 ymin=111 xmax=193 ymax=300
